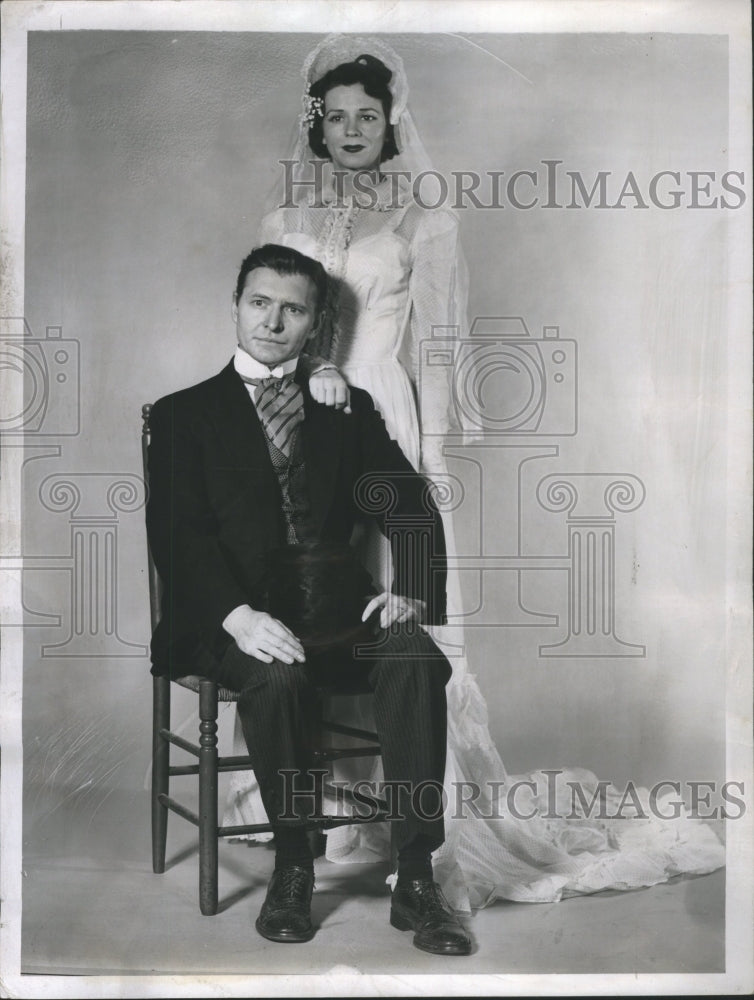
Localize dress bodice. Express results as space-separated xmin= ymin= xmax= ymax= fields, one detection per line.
xmin=328 ymin=227 xmax=411 ymax=368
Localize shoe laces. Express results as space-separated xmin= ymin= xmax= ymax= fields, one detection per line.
xmin=412 ymin=879 xmax=452 ymax=919
xmin=276 ymin=866 xmax=314 ymax=902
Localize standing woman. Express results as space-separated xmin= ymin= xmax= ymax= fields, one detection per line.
xmin=224 ymin=34 xmax=724 ymax=911
xmin=261 ymin=35 xmax=464 ymax=478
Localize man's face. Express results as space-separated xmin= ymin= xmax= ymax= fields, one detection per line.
xmin=232 ymin=267 xmax=320 ymax=368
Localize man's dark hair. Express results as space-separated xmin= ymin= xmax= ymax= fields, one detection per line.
xmin=308 ymin=54 xmax=399 ymax=162
xmin=234 ymin=243 xmax=328 ymax=314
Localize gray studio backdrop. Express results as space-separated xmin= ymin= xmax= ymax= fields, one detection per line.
xmin=22 ymin=32 xmax=728 ymax=844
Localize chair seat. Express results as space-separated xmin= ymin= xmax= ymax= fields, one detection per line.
xmin=175 ymin=674 xmax=239 ymax=702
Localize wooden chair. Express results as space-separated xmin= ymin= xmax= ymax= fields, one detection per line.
xmin=142 ymin=403 xmax=394 ymax=915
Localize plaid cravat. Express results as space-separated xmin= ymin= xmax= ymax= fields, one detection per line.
xmin=241 ymin=373 xmax=304 ymax=458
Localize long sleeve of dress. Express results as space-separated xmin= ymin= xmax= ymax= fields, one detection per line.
xmin=407 ymin=208 xmax=471 ymax=472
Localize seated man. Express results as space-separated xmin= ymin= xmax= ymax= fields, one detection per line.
xmin=146 ymin=243 xmax=470 ymax=956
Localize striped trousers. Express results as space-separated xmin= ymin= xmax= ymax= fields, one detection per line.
xmin=207 ymin=625 xmax=452 ymax=853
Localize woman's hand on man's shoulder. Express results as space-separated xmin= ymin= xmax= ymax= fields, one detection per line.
xmin=309 ymin=364 xmax=352 ymax=414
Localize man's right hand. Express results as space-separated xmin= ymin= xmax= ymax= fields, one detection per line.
xmin=222 ymin=604 xmax=305 ymax=664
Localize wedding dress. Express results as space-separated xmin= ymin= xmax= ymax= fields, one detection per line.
xmin=222 ymin=34 xmax=724 ymax=912
xmin=222 ymin=178 xmax=724 ymax=911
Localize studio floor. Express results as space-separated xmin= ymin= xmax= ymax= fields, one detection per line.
xmin=21 ymin=781 xmax=725 ymax=978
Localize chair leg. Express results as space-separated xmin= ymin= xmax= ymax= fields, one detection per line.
xmin=198 ymin=680 xmax=219 ymax=915
xmin=152 ymin=675 xmax=170 ymax=874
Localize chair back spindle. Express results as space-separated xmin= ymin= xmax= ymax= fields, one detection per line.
xmin=141 ymin=403 xmax=163 ymax=630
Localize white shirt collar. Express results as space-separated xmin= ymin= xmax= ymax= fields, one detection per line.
xmin=233 ymin=346 xmax=299 ymax=381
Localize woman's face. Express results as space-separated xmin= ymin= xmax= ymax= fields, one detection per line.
xmin=322 ymin=83 xmax=387 ymax=173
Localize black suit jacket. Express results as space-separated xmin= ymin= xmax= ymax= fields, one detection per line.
xmin=146 ymin=360 xmax=447 ymax=678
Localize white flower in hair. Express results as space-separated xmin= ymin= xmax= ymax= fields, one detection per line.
xmin=299 ymin=92 xmax=324 ymax=129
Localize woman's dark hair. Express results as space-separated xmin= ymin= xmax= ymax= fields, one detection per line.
xmin=234 ymin=243 xmax=328 ymax=314
xmin=307 ymin=54 xmax=399 ymax=162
